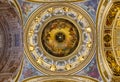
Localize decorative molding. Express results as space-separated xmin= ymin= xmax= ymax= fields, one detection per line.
xmin=26 ymin=0 xmax=85 ymax=3
xmin=97 ymin=0 xmax=120 ymax=82
xmin=22 ymin=75 xmax=98 ymax=82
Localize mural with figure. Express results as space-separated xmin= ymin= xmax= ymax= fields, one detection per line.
xmin=18 ymin=0 xmax=40 ymax=24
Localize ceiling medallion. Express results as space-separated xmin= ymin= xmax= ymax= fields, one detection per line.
xmin=24 ymin=3 xmax=96 ymax=75
xmin=26 ymin=0 xmax=85 ymax=3
xmin=41 ymin=18 xmax=79 ymax=57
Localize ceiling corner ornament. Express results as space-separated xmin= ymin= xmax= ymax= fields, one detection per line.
xmin=24 ymin=3 xmax=96 ymax=75
xmin=97 ymin=0 xmax=120 ymax=81
xmin=26 ymin=0 xmax=85 ymax=3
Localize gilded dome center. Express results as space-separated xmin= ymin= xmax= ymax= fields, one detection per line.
xmin=42 ymin=18 xmax=79 ymax=57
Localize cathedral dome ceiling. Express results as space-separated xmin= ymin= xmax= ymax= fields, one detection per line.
xmin=24 ymin=3 xmax=96 ymax=75
xmin=2 ymin=0 xmax=120 ymax=82
xmin=0 ymin=0 xmax=23 ymax=81
xmin=97 ymin=0 xmax=120 ymax=81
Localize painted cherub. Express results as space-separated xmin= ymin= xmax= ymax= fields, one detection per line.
xmin=21 ymin=2 xmax=33 ymax=15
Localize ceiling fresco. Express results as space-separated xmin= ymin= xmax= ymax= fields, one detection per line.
xmin=24 ymin=3 xmax=96 ymax=75
xmin=1 ymin=0 xmax=120 ymax=82
xmin=0 ymin=0 xmax=23 ymax=81
xmin=17 ymin=0 xmax=100 ymax=81
xmin=97 ymin=0 xmax=120 ymax=81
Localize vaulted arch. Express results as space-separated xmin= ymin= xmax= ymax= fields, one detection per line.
xmin=97 ymin=0 xmax=120 ymax=81
xmin=0 ymin=0 xmax=23 ymax=81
